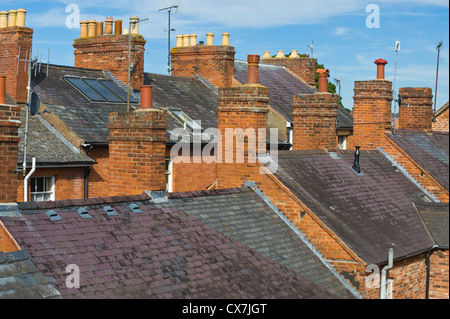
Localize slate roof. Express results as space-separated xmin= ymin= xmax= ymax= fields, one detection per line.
xmin=433 ymin=101 xmax=449 ymax=120
xmin=18 ymin=109 xmax=94 ymax=167
xmin=386 ymin=130 xmax=449 ymax=192
xmin=0 ymin=250 xmax=61 ymax=299
xmin=415 ymin=201 xmax=449 ymax=248
xmin=31 ymin=64 xmax=133 ymax=144
xmin=273 ymin=149 xmax=435 ymax=264
xmin=234 ymin=60 xmax=317 ymax=122
xmin=1 ymin=190 xmax=338 ymax=299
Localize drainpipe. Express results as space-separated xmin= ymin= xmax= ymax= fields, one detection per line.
xmin=24 ymin=157 xmax=36 ymax=202
xmin=425 ymin=245 xmax=439 ymax=299
xmin=84 ymin=167 xmax=91 ymax=199
xmin=380 ymin=248 xmax=394 ymax=299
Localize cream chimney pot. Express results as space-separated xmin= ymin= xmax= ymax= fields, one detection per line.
xmin=176 ymin=35 xmax=183 ymax=47
xmin=0 ymin=11 xmax=8 ymax=28
xmin=275 ymin=50 xmax=286 ymax=59
xmin=182 ymin=34 xmax=190 ymax=47
xmin=105 ymin=17 xmax=114 ymax=34
xmin=189 ymin=34 xmax=197 ymax=46
xmin=123 ymin=28 xmax=129 ymax=35
xmin=7 ymin=10 xmax=17 ymax=27
xmin=222 ymin=32 xmax=230 ymax=46
xmin=262 ymin=51 xmax=271 ymax=59
xmin=130 ymin=16 xmax=139 ymax=35
xmin=80 ymin=20 xmax=88 ymax=38
xmin=88 ymin=19 xmax=97 ymax=37
xmin=206 ymin=33 xmax=214 ymax=46
xmin=290 ymin=50 xmax=301 ymax=59
xmin=16 ymin=9 xmax=26 ymax=27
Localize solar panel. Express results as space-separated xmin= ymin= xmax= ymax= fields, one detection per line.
xmin=66 ymin=77 xmax=106 ymax=102
xmin=99 ymin=80 xmax=139 ymax=103
xmin=83 ymin=79 xmax=123 ymax=103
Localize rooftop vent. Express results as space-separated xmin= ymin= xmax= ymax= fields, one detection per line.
xmin=103 ymin=205 xmax=118 ymax=216
xmin=45 ymin=210 xmax=62 ymax=222
xmin=77 ymin=207 xmax=93 ymax=219
xmin=351 ymin=146 xmax=361 ymax=174
xmin=128 ymin=203 xmax=143 ymax=214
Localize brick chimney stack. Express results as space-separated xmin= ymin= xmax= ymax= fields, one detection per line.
xmin=261 ymin=50 xmax=316 ymax=86
xmin=352 ymin=59 xmax=393 ymax=150
xmin=217 ymin=55 xmax=269 ymax=188
xmin=0 ymin=78 xmax=21 ymax=202
xmin=0 ymin=8 xmax=33 ymax=104
xmin=171 ymin=32 xmax=236 ymax=88
xmin=73 ymin=16 xmax=146 ymax=91
xmin=107 ymin=85 xmax=167 ymax=196
xmin=398 ymin=87 xmax=433 ymax=131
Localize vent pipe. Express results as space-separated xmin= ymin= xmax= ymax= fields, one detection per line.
xmin=352 ymin=146 xmax=361 ymax=173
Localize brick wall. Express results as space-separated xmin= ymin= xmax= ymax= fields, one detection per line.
xmin=16 ymin=167 xmax=86 ymax=202
xmin=353 ymin=80 xmax=392 ymax=150
xmin=0 ymin=104 xmax=20 ymax=203
xmin=0 ymin=27 xmax=33 ymax=104
xmin=433 ymin=106 xmax=449 ymax=133
xmin=86 ymin=145 xmax=110 ymax=198
xmin=73 ymin=34 xmax=146 ymax=90
xmin=429 ymin=249 xmax=449 ymax=299
xmin=171 ymin=155 xmax=217 ymax=192
xmin=292 ymin=93 xmax=339 ymax=151
xmin=0 ymin=220 xmax=20 ymax=253
xmin=260 ymin=57 xmax=316 ymax=86
xmin=398 ymin=87 xmax=433 ymax=131
xmin=171 ymin=44 xmax=236 ymax=88
xmin=108 ymin=108 xmax=167 ymax=196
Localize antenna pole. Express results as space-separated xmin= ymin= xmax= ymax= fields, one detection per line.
xmin=159 ymin=5 xmax=178 ymax=74
xmin=127 ymin=19 xmax=131 ymax=112
xmin=434 ymin=41 xmax=443 ymax=114
xmin=392 ymin=41 xmax=400 ymax=135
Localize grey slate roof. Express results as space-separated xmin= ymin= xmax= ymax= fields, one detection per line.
xmin=415 ymin=201 xmax=449 ymax=248
xmin=0 ymin=250 xmax=61 ymax=299
xmin=156 ymin=187 xmax=357 ymax=298
xmin=386 ymin=130 xmax=449 ymax=192
xmin=1 ymin=191 xmax=338 ymax=299
xmin=18 ymin=109 xmax=94 ymax=167
xmin=274 ymin=149 xmax=435 ymax=264
xmin=234 ymin=60 xmax=317 ymax=122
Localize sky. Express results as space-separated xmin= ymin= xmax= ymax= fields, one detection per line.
xmin=4 ymin=0 xmax=449 ymax=111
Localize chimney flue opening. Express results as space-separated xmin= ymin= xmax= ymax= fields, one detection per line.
xmin=352 ymin=146 xmax=361 ymax=174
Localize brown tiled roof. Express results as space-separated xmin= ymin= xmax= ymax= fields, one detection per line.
xmin=3 ymin=191 xmax=337 ymax=299
xmin=274 ymin=150 xmax=435 ymax=264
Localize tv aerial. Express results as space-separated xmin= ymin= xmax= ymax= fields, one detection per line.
xmin=307 ymin=41 xmax=314 ymax=58
xmin=159 ymin=4 xmax=180 ymax=74
xmin=391 ymin=40 xmax=401 ymax=134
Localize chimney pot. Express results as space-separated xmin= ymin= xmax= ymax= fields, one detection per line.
xmin=247 ymin=54 xmax=260 ymax=85
xmin=375 ymin=58 xmax=388 ymax=79
xmin=275 ymin=50 xmax=286 ymax=59
xmin=182 ymin=34 xmax=190 ymax=47
xmin=290 ymin=50 xmax=301 ymax=59
xmin=222 ymin=32 xmax=230 ymax=46
xmin=114 ymin=19 xmax=122 ymax=35
xmin=317 ymin=69 xmax=330 ymax=93
xmin=7 ymin=10 xmax=17 ymax=27
xmin=176 ymin=35 xmax=183 ymax=47
xmin=262 ymin=51 xmax=271 ymax=59
xmin=189 ymin=34 xmax=197 ymax=46
xmin=88 ymin=19 xmax=97 ymax=37
xmin=0 ymin=75 xmax=6 ymax=104
xmin=80 ymin=20 xmax=88 ymax=37
xmin=16 ymin=9 xmax=26 ymax=27
xmin=206 ymin=33 xmax=214 ymax=46
xmin=96 ymin=21 xmax=104 ymax=36
xmin=0 ymin=11 xmax=8 ymax=28
xmin=130 ymin=16 xmax=139 ymax=35
xmin=105 ymin=17 xmax=114 ymax=34
xmin=140 ymin=85 xmax=153 ymax=109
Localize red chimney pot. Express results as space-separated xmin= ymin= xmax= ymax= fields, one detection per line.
xmin=0 ymin=76 xmax=6 ymax=104
xmin=140 ymin=85 xmax=153 ymax=109
xmin=317 ymin=68 xmax=329 ymax=92
xmin=247 ymin=54 xmax=260 ymax=85
xmin=375 ymin=59 xmax=388 ymax=79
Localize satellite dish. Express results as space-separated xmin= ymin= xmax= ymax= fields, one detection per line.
xmin=397 ymin=94 xmax=402 ymax=107
xmin=29 ymin=91 xmax=40 ymax=116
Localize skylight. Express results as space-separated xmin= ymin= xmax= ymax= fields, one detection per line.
xmin=65 ymin=77 xmax=138 ymax=104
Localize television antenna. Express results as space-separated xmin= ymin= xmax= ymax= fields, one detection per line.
xmin=392 ymin=40 xmax=400 ymax=134
xmin=307 ymin=41 xmax=314 ymax=58
xmin=159 ymin=5 xmax=179 ymax=74
xmin=334 ymin=76 xmax=341 ymax=97
xmin=434 ymin=41 xmax=443 ymax=114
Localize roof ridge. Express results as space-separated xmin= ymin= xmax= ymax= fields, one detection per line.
xmin=167 ymin=187 xmax=248 ymax=199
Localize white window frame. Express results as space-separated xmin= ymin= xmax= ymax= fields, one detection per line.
xmin=30 ymin=176 xmax=55 ymax=202
xmin=338 ymin=135 xmax=347 ymax=150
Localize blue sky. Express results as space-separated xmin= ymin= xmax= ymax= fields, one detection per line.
xmin=5 ymin=0 xmax=449 ymax=110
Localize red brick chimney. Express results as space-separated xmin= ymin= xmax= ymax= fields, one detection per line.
xmin=0 ymin=9 xmax=33 ymax=104
xmin=107 ymin=85 xmax=167 ymax=196
xmin=170 ymin=32 xmax=236 ymax=88
xmin=352 ymin=59 xmax=393 ymax=150
xmin=73 ymin=17 xmax=146 ymax=91
xmin=292 ymin=92 xmax=339 ymax=151
xmin=0 ymin=89 xmax=21 ymax=203
xmin=398 ymin=87 xmax=433 ymax=131
xmin=261 ymin=50 xmax=316 ymax=86
xmin=217 ymin=55 xmax=269 ymax=188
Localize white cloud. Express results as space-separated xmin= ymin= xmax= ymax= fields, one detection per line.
xmin=334 ymin=27 xmax=350 ymax=36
